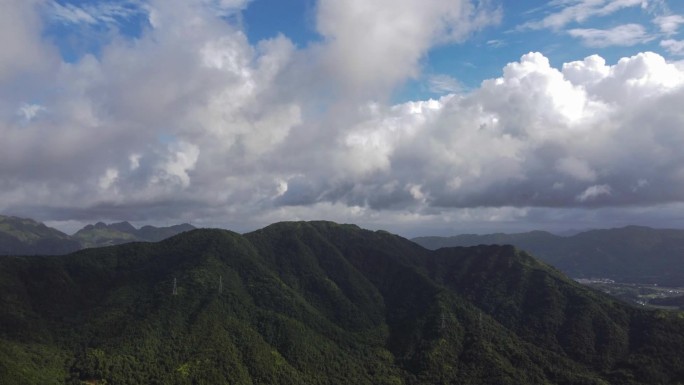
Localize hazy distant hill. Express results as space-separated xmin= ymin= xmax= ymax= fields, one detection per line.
xmin=0 ymin=215 xmax=195 ymax=255
xmin=73 ymin=221 xmax=196 ymax=248
xmin=413 ymin=225 xmax=684 ymax=285
xmin=1 ymin=221 xmax=684 ymax=384
xmin=0 ymin=215 xmax=81 ymax=255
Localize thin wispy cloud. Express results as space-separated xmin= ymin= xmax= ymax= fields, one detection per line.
xmin=568 ymin=24 xmax=654 ymax=47
xmin=49 ymin=0 xmax=144 ymax=26
xmin=427 ymin=74 xmax=463 ymax=94
xmin=521 ymin=0 xmax=647 ymax=31
xmin=653 ymin=14 xmax=684 ymax=35
xmin=17 ymin=104 xmax=46 ymax=122
xmin=576 ymin=184 xmax=612 ymax=202
xmin=661 ymin=38 xmax=684 ymax=55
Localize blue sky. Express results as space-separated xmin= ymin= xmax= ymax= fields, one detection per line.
xmin=4 ymin=0 xmax=684 ymax=236
xmin=43 ymin=0 xmax=684 ymax=99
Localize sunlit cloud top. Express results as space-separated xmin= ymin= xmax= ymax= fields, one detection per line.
xmin=2 ymin=0 xmax=684 ymax=236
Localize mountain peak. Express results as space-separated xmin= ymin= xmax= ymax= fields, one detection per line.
xmin=108 ymin=221 xmax=137 ymax=234
xmin=0 ymin=214 xmax=79 ymax=255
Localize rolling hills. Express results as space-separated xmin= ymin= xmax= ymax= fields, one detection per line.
xmin=1 ymin=221 xmax=683 ymax=384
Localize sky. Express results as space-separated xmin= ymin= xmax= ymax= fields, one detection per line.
xmin=3 ymin=0 xmax=684 ymax=237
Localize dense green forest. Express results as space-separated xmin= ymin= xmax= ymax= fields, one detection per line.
xmin=1 ymin=221 xmax=684 ymax=384
xmin=414 ymin=226 xmax=684 ymax=285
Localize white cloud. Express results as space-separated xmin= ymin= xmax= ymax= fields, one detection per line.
xmin=0 ymin=0 xmax=57 ymax=83
xmin=98 ymin=168 xmax=119 ymax=190
xmin=568 ymin=24 xmax=653 ymax=47
xmin=653 ymin=14 xmax=684 ymax=35
xmin=17 ymin=104 xmax=46 ymax=122
xmin=522 ymin=0 xmax=647 ymax=31
xmin=204 ymin=0 xmax=252 ymax=14
xmin=486 ymin=39 xmax=505 ymax=47
xmin=427 ymin=74 xmax=463 ymax=94
xmin=576 ymin=184 xmax=612 ymax=202
xmin=49 ymin=0 xmax=144 ymax=26
xmin=315 ymin=0 xmax=501 ymax=97
xmin=155 ymin=141 xmax=200 ymax=188
xmin=321 ymin=50 xmax=684 ymax=213
xmin=661 ymin=39 xmax=684 ymax=55
xmin=129 ymin=154 xmax=142 ymax=171
xmin=5 ymin=0 xmax=684 ymax=235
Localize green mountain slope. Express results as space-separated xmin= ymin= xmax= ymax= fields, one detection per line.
xmin=0 ymin=215 xmax=195 ymax=255
xmin=1 ymin=221 xmax=684 ymax=384
xmin=73 ymin=221 xmax=196 ymax=248
xmin=413 ymin=226 xmax=684 ymax=285
xmin=0 ymin=215 xmax=81 ymax=255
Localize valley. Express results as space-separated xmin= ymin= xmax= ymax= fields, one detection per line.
xmin=577 ymin=279 xmax=684 ymax=309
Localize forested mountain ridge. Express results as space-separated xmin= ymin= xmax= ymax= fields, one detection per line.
xmin=72 ymin=221 xmax=196 ymax=248
xmin=1 ymin=221 xmax=684 ymax=384
xmin=0 ymin=214 xmax=195 ymax=254
xmin=0 ymin=215 xmax=81 ymax=255
xmin=413 ymin=225 xmax=684 ymax=285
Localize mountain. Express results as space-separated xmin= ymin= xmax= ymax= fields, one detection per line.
xmin=1 ymin=221 xmax=684 ymax=384
xmin=137 ymin=223 xmax=198 ymax=242
xmin=413 ymin=226 xmax=684 ymax=286
xmin=72 ymin=221 xmax=196 ymax=248
xmin=414 ymin=230 xmax=560 ymax=253
xmin=0 ymin=215 xmax=196 ymax=255
xmin=0 ymin=215 xmax=81 ymax=255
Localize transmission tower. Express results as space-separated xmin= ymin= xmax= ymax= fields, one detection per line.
xmin=172 ymin=277 xmax=178 ymax=295
xmin=218 ymin=275 xmax=223 ymax=294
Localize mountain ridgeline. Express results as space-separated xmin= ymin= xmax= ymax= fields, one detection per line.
xmin=0 ymin=215 xmax=195 ymax=255
xmin=413 ymin=226 xmax=684 ymax=286
xmin=72 ymin=221 xmax=197 ymax=248
xmin=0 ymin=215 xmax=81 ymax=256
xmin=1 ymin=221 xmax=684 ymax=384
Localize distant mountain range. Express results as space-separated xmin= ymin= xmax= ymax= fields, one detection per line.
xmin=0 ymin=215 xmax=195 ymax=255
xmin=413 ymin=225 xmax=684 ymax=286
xmin=73 ymin=221 xmax=196 ymax=248
xmin=1 ymin=221 xmax=683 ymax=384
xmin=0 ymin=215 xmax=81 ymax=255
xmin=5 ymin=214 xmax=684 ymax=287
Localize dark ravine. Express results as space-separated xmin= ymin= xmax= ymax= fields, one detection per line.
xmin=1 ymin=221 xmax=684 ymax=384
xmin=413 ymin=225 xmax=684 ymax=286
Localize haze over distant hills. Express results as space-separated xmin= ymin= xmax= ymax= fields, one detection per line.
xmin=413 ymin=226 xmax=684 ymax=286
xmin=0 ymin=215 xmax=195 ymax=255
xmin=2 ymin=221 xmax=684 ymax=384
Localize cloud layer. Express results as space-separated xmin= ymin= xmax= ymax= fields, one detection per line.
xmin=3 ymin=0 xmax=684 ymax=234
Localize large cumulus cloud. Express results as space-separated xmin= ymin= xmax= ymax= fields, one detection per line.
xmin=331 ymin=51 xmax=684 ymax=211
xmin=2 ymin=0 xmax=684 ymax=234
xmin=1 ymin=0 xmax=300 ymax=223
